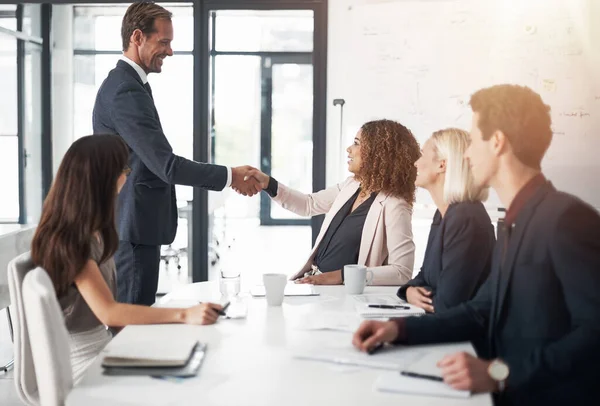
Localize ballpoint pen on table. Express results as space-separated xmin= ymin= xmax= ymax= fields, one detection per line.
xmin=367 ymin=304 xmax=410 ymax=310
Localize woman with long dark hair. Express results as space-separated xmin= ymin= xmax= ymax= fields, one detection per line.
xmin=31 ymin=135 xmax=222 ymax=382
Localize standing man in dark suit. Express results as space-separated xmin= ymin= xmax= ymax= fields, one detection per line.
xmin=352 ymin=84 xmax=600 ymax=405
xmin=93 ymin=1 xmax=260 ymax=306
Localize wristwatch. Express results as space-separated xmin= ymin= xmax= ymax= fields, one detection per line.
xmin=488 ymin=359 xmax=510 ymax=392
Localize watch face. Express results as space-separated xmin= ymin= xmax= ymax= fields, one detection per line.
xmin=489 ymin=361 xmax=510 ymax=381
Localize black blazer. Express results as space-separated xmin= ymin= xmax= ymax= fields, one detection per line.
xmin=397 ymin=201 xmax=495 ymax=312
xmin=93 ymin=60 xmax=228 ymax=245
xmin=400 ymin=182 xmax=600 ymax=405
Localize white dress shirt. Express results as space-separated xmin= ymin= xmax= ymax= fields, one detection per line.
xmin=119 ymin=55 xmax=232 ymax=187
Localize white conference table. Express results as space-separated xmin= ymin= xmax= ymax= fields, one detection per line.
xmin=66 ymin=283 xmax=492 ymax=406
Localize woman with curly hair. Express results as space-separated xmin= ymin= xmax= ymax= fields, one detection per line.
xmin=245 ymin=119 xmax=420 ymax=285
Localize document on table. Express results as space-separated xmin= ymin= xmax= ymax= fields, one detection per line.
xmin=375 ymin=372 xmax=470 ymax=398
xmin=402 ymin=342 xmax=475 ymax=378
xmin=294 ymin=343 xmax=424 ymax=371
xmin=352 ymin=294 xmax=404 ymax=305
xmin=355 ymin=302 xmax=425 ymax=318
xmin=293 ymin=311 xmax=362 ymax=333
xmin=375 ymin=342 xmax=475 ymax=398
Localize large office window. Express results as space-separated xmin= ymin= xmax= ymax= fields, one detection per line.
xmin=0 ymin=4 xmax=44 ymax=224
xmin=0 ymin=14 xmax=19 ymax=222
xmin=72 ymin=4 xmax=196 ymax=282
xmin=73 ymin=4 xmax=194 ymax=203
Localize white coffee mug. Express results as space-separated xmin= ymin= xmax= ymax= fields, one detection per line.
xmin=263 ymin=273 xmax=287 ymax=306
xmin=344 ymin=265 xmax=373 ymax=295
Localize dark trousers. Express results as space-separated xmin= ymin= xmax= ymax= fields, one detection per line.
xmin=114 ymin=241 xmax=161 ymax=306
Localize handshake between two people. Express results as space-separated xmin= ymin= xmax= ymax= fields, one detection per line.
xmin=231 ymin=166 xmax=269 ymax=197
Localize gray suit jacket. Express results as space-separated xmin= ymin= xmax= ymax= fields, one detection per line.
xmin=92 ymin=60 xmax=228 ymax=245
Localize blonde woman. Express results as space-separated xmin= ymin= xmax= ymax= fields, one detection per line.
xmin=397 ymin=128 xmax=495 ymax=312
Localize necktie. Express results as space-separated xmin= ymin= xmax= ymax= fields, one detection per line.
xmin=144 ymin=82 xmax=153 ymax=100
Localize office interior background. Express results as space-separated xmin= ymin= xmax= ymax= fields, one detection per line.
xmin=0 ymin=1 xmax=598 ymax=402
xmin=1 ymin=0 xmax=599 ymax=293
xmin=1 ymin=0 xmax=599 ymax=286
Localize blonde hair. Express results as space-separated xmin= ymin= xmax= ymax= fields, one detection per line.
xmin=430 ymin=128 xmax=488 ymax=204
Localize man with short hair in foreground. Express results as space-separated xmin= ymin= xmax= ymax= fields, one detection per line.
xmin=352 ymin=84 xmax=600 ymax=405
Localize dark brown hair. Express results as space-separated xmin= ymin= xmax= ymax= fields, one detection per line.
xmin=357 ymin=119 xmax=420 ymax=205
xmin=470 ymin=84 xmax=552 ymax=169
xmin=121 ymin=1 xmax=172 ymax=51
xmin=31 ymin=135 xmax=129 ymax=297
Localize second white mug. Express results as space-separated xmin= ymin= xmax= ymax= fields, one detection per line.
xmin=344 ymin=264 xmax=373 ymax=295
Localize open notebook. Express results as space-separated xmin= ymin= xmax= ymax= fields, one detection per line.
xmin=101 ymin=325 xmax=199 ymax=368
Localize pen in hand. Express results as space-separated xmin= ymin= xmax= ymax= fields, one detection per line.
xmin=217 ymin=302 xmax=230 ymax=316
xmin=367 ymin=342 xmax=384 ymax=355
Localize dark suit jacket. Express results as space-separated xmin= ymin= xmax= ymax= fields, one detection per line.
xmin=398 ymin=182 xmax=600 ymax=405
xmin=397 ymin=201 xmax=495 ymax=312
xmin=92 ymin=60 xmax=228 ymax=245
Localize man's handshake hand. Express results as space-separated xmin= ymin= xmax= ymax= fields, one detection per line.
xmin=231 ymin=166 xmax=262 ymax=196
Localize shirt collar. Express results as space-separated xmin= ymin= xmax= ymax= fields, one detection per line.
xmin=120 ymin=55 xmax=148 ymax=84
xmin=504 ymin=173 xmax=547 ymax=226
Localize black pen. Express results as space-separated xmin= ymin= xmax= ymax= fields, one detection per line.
xmin=401 ymin=371 xmax=444 ymax=382
xmin=217 ymin=302 xmax=230 ymax=316
xmin=368 ymin=304 xmax=410 ymax=310
xmin=367 ymin=342 xmax=384 ymax=355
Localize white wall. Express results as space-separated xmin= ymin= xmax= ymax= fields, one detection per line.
xmin=51 ymin=5 xmax=74 ymax=175
xmin=326 ymin=0 xmax=600 ymax=209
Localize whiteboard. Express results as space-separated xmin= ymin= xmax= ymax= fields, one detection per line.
xmin=327 ymin=0 xmax=600 ymax=209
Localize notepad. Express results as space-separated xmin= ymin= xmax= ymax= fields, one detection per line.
xmin=401 ymin=342 xmax=476 ymax=379
xmin=103 ymin=342 xmax=207 ymax=377
xmin=355 ymin=302 xmax=425 ymax=318
xmin=375 ymin=372 xmax=470 ymax=398
xmin=101 ymin=325 xmax=199 ymax=367
xmin=250 ymin=283 xmax=319 ymax=297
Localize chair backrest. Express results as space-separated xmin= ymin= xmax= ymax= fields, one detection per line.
xmin=7 ymin=252 xmax=40 ymax=406
xmin=22 ymin=268 xmax=73 ymax=406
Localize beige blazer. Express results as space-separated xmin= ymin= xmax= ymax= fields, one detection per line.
xmin=272 ymin=177 xmax=415 ymax=285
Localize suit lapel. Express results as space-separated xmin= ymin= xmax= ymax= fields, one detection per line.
xmin=116 ymin=60 xmax=144 ymax=87
xmin=493 ymin=183 xmax=553 ymax=325
xmin=357 ymin=193 xmax=386 ymax=264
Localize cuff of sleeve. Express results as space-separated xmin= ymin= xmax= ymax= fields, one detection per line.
xmin=396 ymin=285 xmax=409 ymax=301
xmin=225 ymin=167 xmax=232 ymax=188
xmin=390 ymin=318 xmax=408 ymax=345
xmin=265 ymin=177 xmax=279 ymax=197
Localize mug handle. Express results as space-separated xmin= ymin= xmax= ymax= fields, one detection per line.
xmin=365 ymin=270 xmax=374 ymax=285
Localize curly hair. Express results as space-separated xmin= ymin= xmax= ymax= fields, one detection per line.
xmin=356 ymin=119 xmax=420 ymax=205
xmin=470 ymin=84 xmax=552 ymax=169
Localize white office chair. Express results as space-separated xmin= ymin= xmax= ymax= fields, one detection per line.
xmin=7 ymin=252 xmax=40 ymax=406
xmin=22 ymin=268 xmax=73 ymax=406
